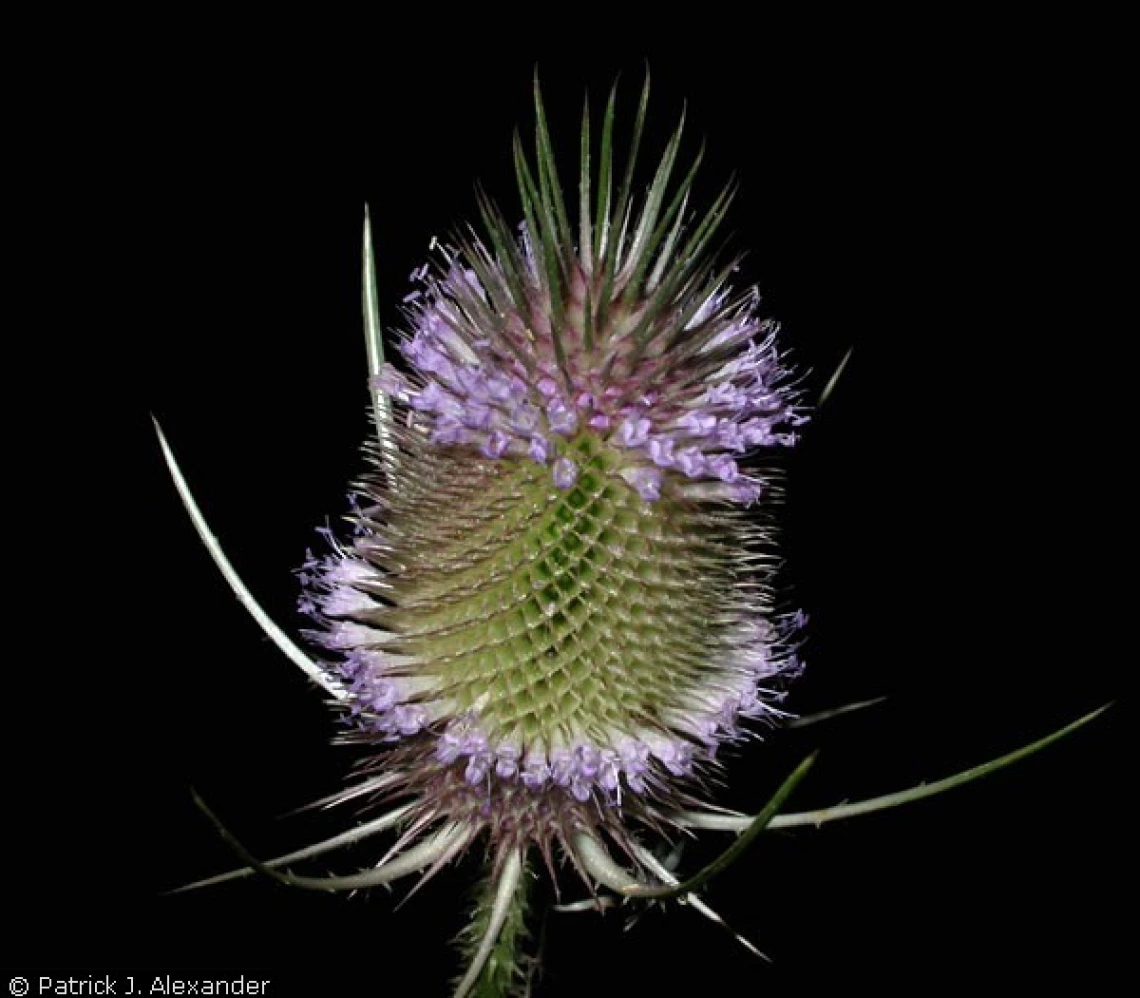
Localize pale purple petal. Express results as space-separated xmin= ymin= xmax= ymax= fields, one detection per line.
xmin=552 ymin=457 xmax=579 ymax=489
xmin=674 ymin=447 xmax=707 ymax=477
xmin=528 ymin=436 xmax=552 ymax=463
xmin=707 ymin=454 xmax=740 ymax=483
xmin=616 ymin=417 xmax=651 ymax=447
xmin=677 ymin=410 xmax=718 ymax=437
xmin=647 ymin=436 xmax=676 ymax=467
xmin=547 ymin=399 xmax=579 ymax=436
xmin=481 ymin=430 xmax=511 ymax=459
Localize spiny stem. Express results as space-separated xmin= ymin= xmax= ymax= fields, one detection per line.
xmin=454 ymin=852 xmax=532 ymax=998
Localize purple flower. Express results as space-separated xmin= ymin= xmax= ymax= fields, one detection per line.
xmin=616 ymin=417 xmax=652 ymax=448
xmin=552 ymin=457 xmax=578 ymax=490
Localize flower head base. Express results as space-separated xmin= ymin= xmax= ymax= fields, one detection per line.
xmin=297 ymin=80 xmax=806 ymax=866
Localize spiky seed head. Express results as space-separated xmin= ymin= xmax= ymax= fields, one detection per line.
xmin=300 ymin=78 xmax=806 ymax=877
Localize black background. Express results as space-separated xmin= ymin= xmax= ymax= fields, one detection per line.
xmin=13 ymin=28 xmax=1123 ymax=997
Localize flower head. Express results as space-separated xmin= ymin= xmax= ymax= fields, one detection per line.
xmin=182 ymin=76 xmax=807 ymax=996
xmin=303 ymin=79 xmax=805 ymax=862
xmin=158 ymin=74 xmax=1116 ymax=998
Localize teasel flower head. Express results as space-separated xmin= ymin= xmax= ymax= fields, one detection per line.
xmin=311 ymin=83 xmax=799 ymax=807
xmin=156 ymin=71 xmax=1118 ymax=998
xmin=175 ymin=75 xmax=810 ymax=996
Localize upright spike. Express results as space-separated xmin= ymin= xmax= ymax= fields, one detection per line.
xmin=532 ymin=72 xmax=574 ymax=273
xmin=608 ymin=71 xmax=651 ymax=280
xmin=619 ymin=105 xmax=687 ymax=295
xmin=640 ymin=140 xmax=707 ymax=292
xmin=578 ymin=94 xmax=594 ymax=280
xmin=514 ymin=128 xmax=571 ymax=386
xmin=363 ymin=206 xmax=397 ymax=470
xmin=475 ymin=188 xmax=533 ymax=315
xmin=513 ymin=130 xmax=566 ymax=328
xmin=593 ymin=79 xmax=619 ymax=267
